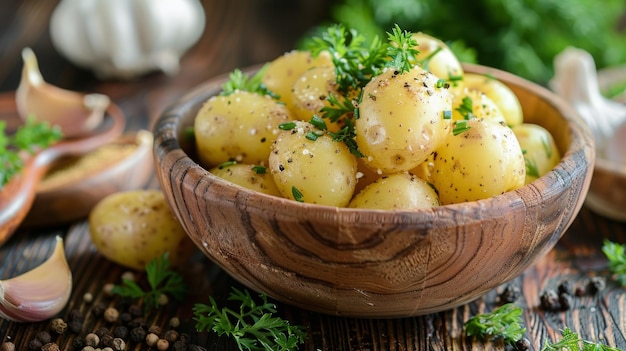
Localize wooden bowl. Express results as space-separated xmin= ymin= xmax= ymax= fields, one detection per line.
xmin=24 ymin=130 xmax=154 ymax=227
xmin=153 ymin=63 xmax=595 ymax=318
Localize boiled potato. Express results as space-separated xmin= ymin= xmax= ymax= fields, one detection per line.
xmin=356 ymin=66 xmax=453 ymax=173
xmin=512 ymin=123 xmax=561 ymax=184
xmin=349 ymin=172 xmax=439 ymax=210
xmin=269 ymin=121 xmax=357 ymax=206
xmin=461 ymin=73 xmax=524 ymax=127
xmin=194 ymin=91 xmax=293 ymax=167
xmin=291 ymin=65 xmax=337 ymax=119
xmin=451 ymin=89 xmax=506 ymax=124
xmin=210 ymin=163 xmax=281 ymax=196
xmin=412 ymin=32 xmax=464 ymax=82
xmin=89 ymin=190 xmax=196 ymax=270
xmin=431 ymin=118 xmax=526 ymax=204
xmin=262 ymin=50 xmax=333 ymax=109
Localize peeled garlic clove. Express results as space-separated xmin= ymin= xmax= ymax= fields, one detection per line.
xmin=0 ymin=236 xmax=72 ymax=322
xmin=15 ymin=47 xmax=110 ymax=138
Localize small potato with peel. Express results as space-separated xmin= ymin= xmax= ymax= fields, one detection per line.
xmin=89 ymin=189 xmax=196 ymax=270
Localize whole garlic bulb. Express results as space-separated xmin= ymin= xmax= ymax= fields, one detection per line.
xmin=49 ymin=0 xmax=206 ymax=80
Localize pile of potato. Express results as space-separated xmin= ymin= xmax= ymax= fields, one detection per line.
xmin=193 ymin=32 xmax=561 ymax=210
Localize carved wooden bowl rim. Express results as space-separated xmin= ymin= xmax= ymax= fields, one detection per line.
xmin=153 ymin=63 xmax=595 ymax=317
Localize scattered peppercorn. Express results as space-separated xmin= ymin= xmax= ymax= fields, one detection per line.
xmin=146 ymin=333 xmax=159 ymax=347
xmin=85 ymin=333 xmax=100 ymax=347
xmin=83 ymin=292 xmax=94 ymax=303
xmin=100 ymin=334 xmax=114 ymax=348
xmin=130 ymin=327 xmax=147 ymax=343
xmin=498 ymin=285 xmax=520 ymax=304
xmin=50 ymin=318 xmax=68 ymax=335
xmin=121 ymin=271 xmax=136 ymax=282
xmin=36 ymin=331 xmax=52 ymax=344
xmin=92 ymin=303 xmax=106 ymax=317
xmin=113 ymin=326 xmax=128 ymax=339
xmin=157 ymin=293 xmax=169 ymax=306
xmin=575 ymin=285 xmax=586 ymax=297
xmin=515 ymin=337 xmax=531 ymax=351
xmin=81 ymin=346 xmax=96 ymax=351
xmin=102 ymin=283 xmax=116 ymax=297
xmin=164 ymin=329 xmax=180 ymax=343
xmin=127 ymin=317 xmax=147 ymax=329
xmin=111 ymin=338 xmax=125 ymax=351
xmin=27 ymin=339 xmax=42 ymax=351
xmin=559 ymin=292 xmax=573 ymax=311
xmin=119 ymin=312 xmax=132 ymax=325
xmin=557 ymin=281 xmax=572 ymax=295
xmin=95 ymin=327 xmax=110 ymax=338
xmin=104 ymin=307 xmax=120 ymax=323
xmin=589 ymin=276 xmax=606 ymax=294
xmin=148 ymin=325 xmax=162 ymax=336
xmin=172 ymin=340 xmax=189 ymax=351
xmin=169 ymin=317 xmax=181 ymax=328
xmin=41 ymin=342 xmax=60 ymax=351
xmin=69 ymin=319 xmax=84 ymax=334
xmin=71 ymin=337 xmax=85 ymax=351
xmin=179 ymin=333 xmax=191 ymax=344
xmin=540 ymin=289 xmax=560 ymax=311
xmin=157 ymin=338 xmax=169 ymax=351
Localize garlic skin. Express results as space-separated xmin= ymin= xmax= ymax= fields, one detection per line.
xmin=16 ymin=47 xmax=110 ymax=138
xmin=0 ymin=236 xmax=72 ymax=322
xmin=49 ymin=0 xmax=206 ymax=80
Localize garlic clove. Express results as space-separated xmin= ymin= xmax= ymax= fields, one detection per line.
xmin=15 ymin=47 xmax=110 ymax=139
xmin=0 ymin=236 xmax=72 ymax=322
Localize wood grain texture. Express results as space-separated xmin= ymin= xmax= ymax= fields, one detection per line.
xmin=1 ymin=0 xmax=625 ymax=350
xmin=153 ymin=63 xmax=595 ymax=318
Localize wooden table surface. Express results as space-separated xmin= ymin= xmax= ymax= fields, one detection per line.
xmin=2 ymin=1 xmax=626 ymax=350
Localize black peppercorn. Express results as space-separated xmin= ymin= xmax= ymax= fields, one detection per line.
xmin=148 ymin=325 xmax=162 ymax=336
xmin=92 ymin=303 xmax=106 ymax=317
xmin=540 ymin=289 xmax=560 ymax=311
xmin=40 ymin=342 xmax=60 ymax=351
xmin=128 ymin=304 xmax=142 ymax=318
xmin=36 ymin=331 xmax=52 ymax=344
xmin=100 ymin=334 xmax=114 ymax=348
xmin=27 ymin=339 xmax=42 ymax=351
xmin=95 ymin=327 xmax=111 ymax=338
xmin=515 ymin=337 xmax=531 ymax=351
xmin=119 ymin=312 xmax=132 ymax=325
xmin=557 ymin=280 xmax=572 ymax=295
xmin=559 ymin=292 xmax=573 ymax=311
xmin=179 ymin=333 xmax=191 ymax=344
xmin=172 ymin=340 xmax=188 ymax=351
xmin=71 ymin=337 xmax=85 ymax=351
xmin=164 ymin=329 xmax=180 ymax=343
xmin=69 ymin=319 xmax=83 ymax=334
xmin=130 ymin=327 xmax=147 ymax=343
xmin=589 ymin=276 xmax=606 ymax=294
xmin=113 ymin=326 xmax=129 ymax=339
xmin=498 ymin=285 xmax=520 ymax=304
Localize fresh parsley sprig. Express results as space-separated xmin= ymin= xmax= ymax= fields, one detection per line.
xmin=541 ymin=327 xmax=622 ymax=351
xmin=464 ymin=303 xmax=526 ymax=346
xmin=112 ymin=252 xmax=187 ymax=311
xmin=0 ymin=117 xmax=62 ymax=189
xmin=221 ymin=65 xmax=278 ymax=98
xmin=601 ymin=239 xmax=626 ymax=286
xmin=193 ymin=287 xmax=306 ymax=351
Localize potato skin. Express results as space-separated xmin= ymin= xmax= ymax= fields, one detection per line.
xmin=512 ymin=123 xmax=561 ymax=184
xmin=349 ymin=172 xmax=439 ymax=210
xmin=89 ymin=190 xmax=196 ymax=270
xmin=194 ymin=91 xmax=293 ymax=167
xmin=262 ymin=50 xmax=333 ymax=109
xmin=269 ymin=121 xmax=357 ymax=206
xmin=356 ymin=66 xmax=453 ymax=173
xmin=431 ymin=118 xmax=526 ymax=204
xmin=210 ymin=163 xmax=281 ymax=196
xmin=460 ymin=73 xmax=524 ymax=127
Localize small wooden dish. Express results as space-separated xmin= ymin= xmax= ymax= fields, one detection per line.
xmin=153 ymin=64 xmax=594 ymax=318
xmin=23 ymin=130 xmax=154 ymax=227
xmin=586 ymin=66 xmax=626 ymax=221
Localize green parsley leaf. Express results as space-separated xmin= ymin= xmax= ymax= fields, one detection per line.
xmin=452 ymin=120 xmax=471 ymax=136
xmin=278 ymin=122 xmax=297 ymax=131
xmin=455 ymin=96 xmax=475 ymax=120
xmin=309 ymin=115 xmax=327 ymax=130
xmin=221 ymin=65 xmax=278 ymax=98
xmin=0 ymin=117 xmax=62 ymax=189
xmin=464 ymin=303 xmax=526 ymax=345
xmin=193 ymin=287 xmax=306 ymax=351
xmin=291 ymin=186 xmax=304 ymax=202
xmin=218 ymin=160 xmax=238 ymax=169
xmin=252 ymin=165 xmax=266 ymax=174
xmin=541 ymin=327 xmax=622 ymax=351
xmin=112 ymin=252 xmax=188 ymax=311
xmin=386 ymin=24 xmax=419 ymax=74
xmin=602 ymin=239 xmax=626 ymax=286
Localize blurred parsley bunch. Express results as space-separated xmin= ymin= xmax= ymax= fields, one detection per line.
xmin=317 ymin=0 xmax=626 ymax=84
